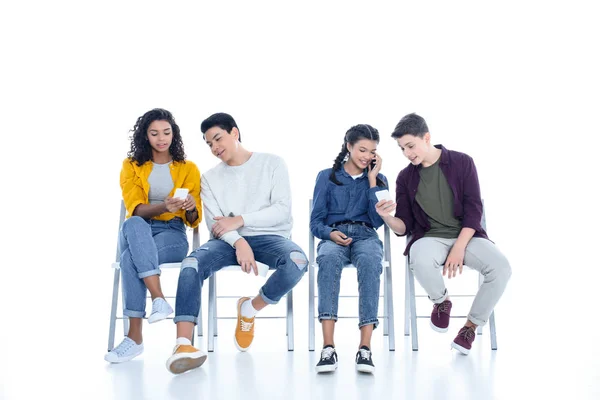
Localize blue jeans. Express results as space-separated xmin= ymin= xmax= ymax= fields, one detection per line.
xmin=316 ymin=224 xmax=383 ymax=329
xmin=174 ymin=235 xmax=308 ymax=324
xmin=119 ymin=216 xmax=189 ymax=318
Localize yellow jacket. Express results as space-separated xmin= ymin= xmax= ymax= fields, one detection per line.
xmin=120 ymin=158 xmax=202 ymax=228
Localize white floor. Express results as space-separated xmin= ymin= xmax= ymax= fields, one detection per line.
xmin=2 ymin=243 xmax=599 ymax=400
xmin=2 ymin=300 xmax=599 ymax=400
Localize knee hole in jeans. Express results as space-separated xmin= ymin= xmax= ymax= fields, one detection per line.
xmin=181 ymin=257 xmax=198 ymax=272
xmin=290 ymin=251 xmax=308 ymax=270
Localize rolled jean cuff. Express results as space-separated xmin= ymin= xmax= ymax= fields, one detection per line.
xmin=173 ymin=315 xmax=197 ymax=325
xmin=123 ymin=309 xmax=146 ymax=318
xmin=318 ymin=313 xmax=338 ymax=322
xmin=258 ymin=288 xmax=279 ymax=305
xmin=429 ymin=288 xmax=448 ymax=304
xmin=468 ymin=314 xmax=487 ymax=327
xmin=359 ymin=318 xmax=379 ymax=330
xmin=138 ymin=268 xmax=161 ymax=279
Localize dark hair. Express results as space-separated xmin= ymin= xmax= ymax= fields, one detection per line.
xmin=127 ymin=108 xmax=185 ymax=166
xmin=200 ymin=112 xmax=241 ymax=142
xmin=391 ymin=113 xmax=429 ymax=139
xmin=330 ymin=124 xmax=386 ymax=187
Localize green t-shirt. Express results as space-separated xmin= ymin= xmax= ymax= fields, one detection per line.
xmin=415 ymin=158 xmax=462 ymax=238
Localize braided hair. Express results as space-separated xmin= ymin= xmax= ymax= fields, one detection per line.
xmin=329 ymin=124 xmax=386 ymax=187
xmin=127 ymin=108 xmax=186 ymax=166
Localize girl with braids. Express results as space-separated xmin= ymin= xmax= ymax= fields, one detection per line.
xmin=310 ymin=124 xmax=389 ymax=374
xmin=105 ymin=108 xmax=202 ymax=363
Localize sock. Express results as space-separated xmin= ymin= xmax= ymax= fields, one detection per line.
xmin=241 ymin=298 xmax=258 ymax=318
xmin=176 ymin=337 xmax=192 ymax=346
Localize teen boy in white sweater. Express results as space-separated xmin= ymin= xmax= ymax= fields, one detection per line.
xmin=165 ymin=113 xmax=307 ymax=374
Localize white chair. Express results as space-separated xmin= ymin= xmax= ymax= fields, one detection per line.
xmin=107 ymin=201 xmax=203 ymax=351
xmin=308 ymin=199 xmax=396 ymax=351
xmin=207 ymin=262 xmax=294 ymax=352
xmin=404 ymin=201 xmax=498 ymax=351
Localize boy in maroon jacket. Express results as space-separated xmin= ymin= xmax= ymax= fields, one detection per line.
xmin=375 ymin=113 xmax=511 ymax=355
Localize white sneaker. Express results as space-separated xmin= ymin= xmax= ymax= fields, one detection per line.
xmin=104 ymin=337 xmax=144 ymax=363
xmin=148 ymin=297 xmax=173 ymax=324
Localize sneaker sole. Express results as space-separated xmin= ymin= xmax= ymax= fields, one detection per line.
xmin=356 ymin=364 xmax=375 ymax=373
xmin=148 ymin=311 xmax=172 ymax=324
xmin=104 ymin=347 xmax=144 ymax=363
xmin=430 ymin=320 xmax=449 ymax=333
xmin=451 ymin=342 xmax=470 ymax=355
xmin=166 ymin=352 xmax=208 ymax=374
xmin=315 ymin=363 xmax=338 ymax=373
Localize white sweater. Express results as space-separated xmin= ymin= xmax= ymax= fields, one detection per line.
xmin=200 ymin=152 xmax=293 ymax=247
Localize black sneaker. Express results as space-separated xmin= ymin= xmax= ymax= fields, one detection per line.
xmin=355 ymin=346 xmax=375 ymax=373
xmin=315 ymin=345 xmax=338 ymax=373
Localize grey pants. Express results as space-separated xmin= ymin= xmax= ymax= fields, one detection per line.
xmin=409 ymin=237 xmax=512 ymax=326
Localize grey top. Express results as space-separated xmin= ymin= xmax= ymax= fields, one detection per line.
xmin=416 ymin=158 xmax=462 ymax=239
xmin=148 ymin=162 xmax=174 ymax=205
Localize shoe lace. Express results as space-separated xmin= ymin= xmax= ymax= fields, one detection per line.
xmin=321 ymin=347 xmax=335 ymax=360
xmin=113 ymin=338 xmax=134 ymax=355
xmin=240 ymin=319 xmax=254 ymax=332
xmin=459 ymin=327 xmax=476 ymax=341
xmin=435 ymin=301 xmax=450 ymax=316
xmin=359 ymin=348 xmax=371 ymax=360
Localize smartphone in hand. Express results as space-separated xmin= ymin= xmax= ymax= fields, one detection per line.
xmin=173 ymin=188 xmax=189 ymax=200
xmin=375 ymin=189 xmax=392 ymax=202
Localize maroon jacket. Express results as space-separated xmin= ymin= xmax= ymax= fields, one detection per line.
xmin=395 ymin=144 xmax=489 ymax=255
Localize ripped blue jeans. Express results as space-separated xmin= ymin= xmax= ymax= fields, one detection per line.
xmin=174 ymin=235 xmax=307 ymax=324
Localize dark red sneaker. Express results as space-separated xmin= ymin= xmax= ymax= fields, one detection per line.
xmin=430 ymin=300 xmax=452 ymax=333
xmin=451 ymin=326 xmax=476 ymax=355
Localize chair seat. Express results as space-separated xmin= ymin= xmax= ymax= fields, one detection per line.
xmin=218 ymin=262 xmax=270 ymax=277
xmin=111 ymin=262 xmax=186 ymax=270
xmin=312 ymin=261 xmax=390 ymax=269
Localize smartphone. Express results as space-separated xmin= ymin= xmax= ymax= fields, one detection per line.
xmin=370 ymin=158 xmax=377 ymax=169
xmin=375 ymin=189 xmax=392 ymax=202
xmin=173 ymin=188 xmax=189 ymax=200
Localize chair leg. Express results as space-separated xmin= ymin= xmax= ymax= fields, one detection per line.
xmin=489 ymin=310 xmax=498 ymax=350
xmin=385 ymin=265 xmax=396 ymax=351
xmin=123 ymin=316 xmax=130 ymax=337
xmin=287 ymin=290 xmax=294 ymax=351
xmin=407 ymin=264 xmax=419 ymax=351
xmin=207 ymin=275 xmax=216 ymax=352
xmin=213 ymin=274 xmax=218 ymax=336
xmin=383 ymin=270 xmax=389 ymax=336
xmin=308 ymin=263 xmax=315 ymax=351
xmin=108 ymin=268 xmax=120 ymax=351
xmin=404 ymin=260 xmax=410 ymax=336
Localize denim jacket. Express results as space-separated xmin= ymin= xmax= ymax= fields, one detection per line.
xmin=310 ymin=165 xmax=389 ymax=240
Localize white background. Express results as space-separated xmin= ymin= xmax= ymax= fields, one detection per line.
xmin=1 ymin=1 xmax=599 ymax=399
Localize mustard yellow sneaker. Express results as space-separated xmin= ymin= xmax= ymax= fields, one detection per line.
xmin=234 ymin=297 xmax=255 ymax=351
xmin=165 ymin=344 xmax=207 ymax=374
